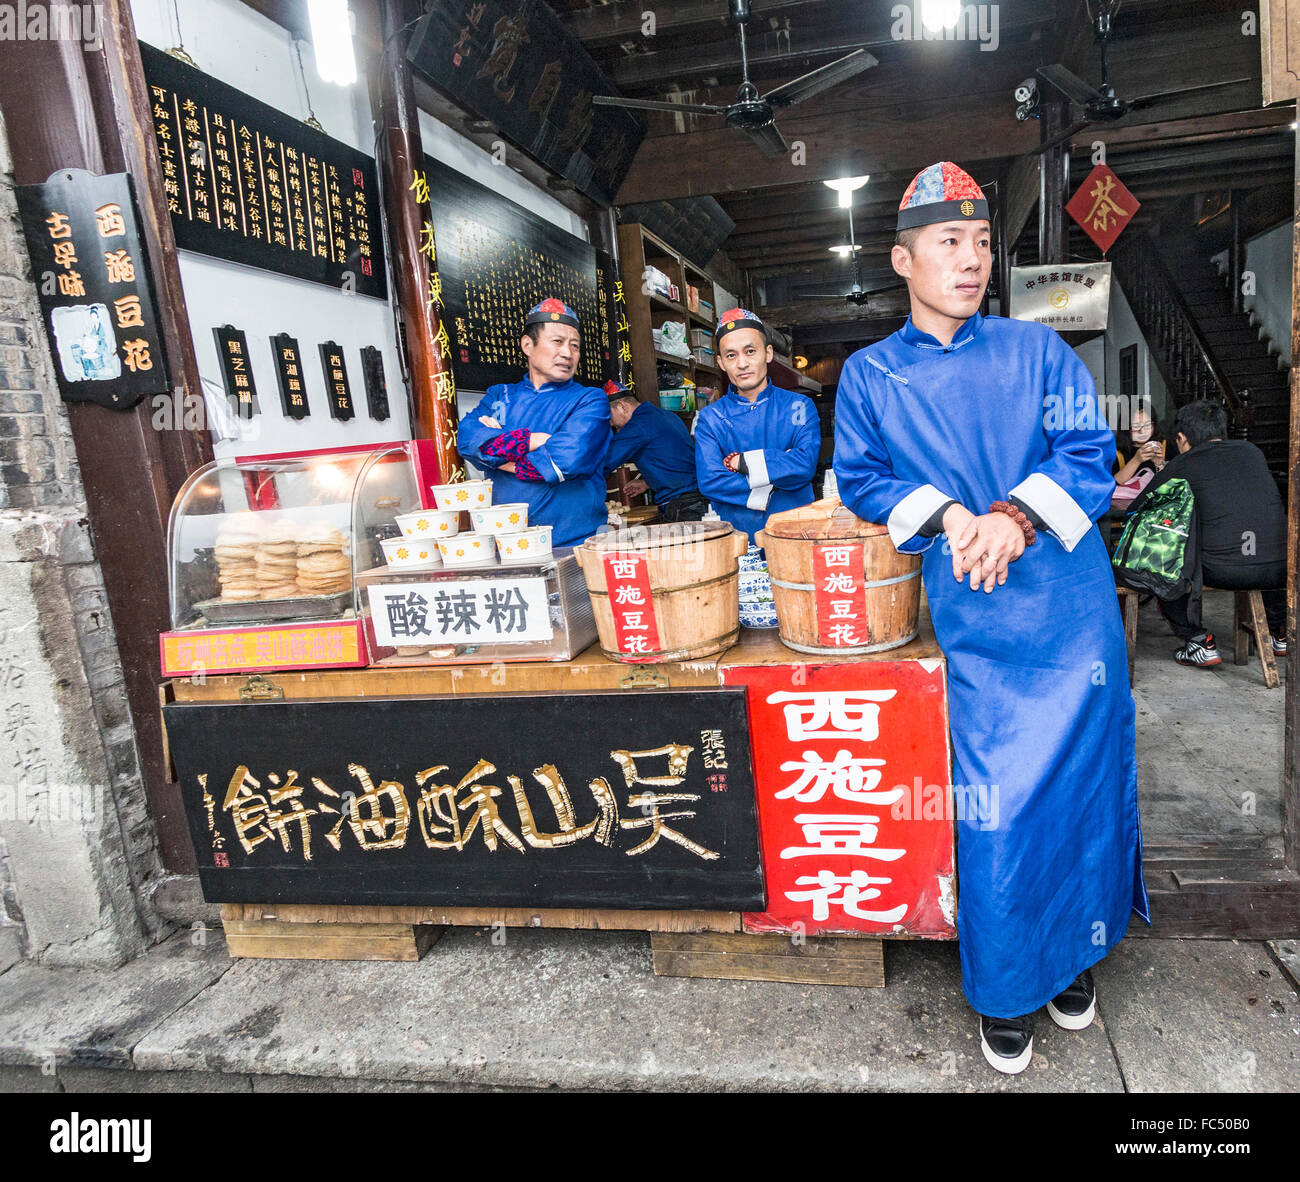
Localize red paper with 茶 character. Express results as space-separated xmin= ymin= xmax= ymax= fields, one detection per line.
xmin=602 ymin=552 xmax=661 ymax=660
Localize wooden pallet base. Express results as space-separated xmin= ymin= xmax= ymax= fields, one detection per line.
xmin=651 ymin=931 xmax=885 ymax=987
xmin=222 ymin=912 xmax=446 ymax=961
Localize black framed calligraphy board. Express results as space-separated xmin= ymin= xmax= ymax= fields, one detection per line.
xmin=164 ymin=690 xmax=764 ymax=909
xmin=139 ymin=41 xmax=387 ymax=299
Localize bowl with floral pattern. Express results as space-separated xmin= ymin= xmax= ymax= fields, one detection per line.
xmin=496 ymin=525 xmax=553 ymax=565
xmin=437 ymin=534 xmax=497 ymax=567
xmin=430 ymin=480 xmax=492 ymax=512
xmin=394 ymin=509 xmax=460 ymax=539
xmin=381 ymin=536 xmax=442 ymax=568
xmin=470 ymin=503 xmax=530 ymax=535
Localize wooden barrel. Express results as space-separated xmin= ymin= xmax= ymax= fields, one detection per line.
xmin=575 ymin=521 xmax=748 ymax=662
xmin=758 ymin=497 xmax=921 ymax=655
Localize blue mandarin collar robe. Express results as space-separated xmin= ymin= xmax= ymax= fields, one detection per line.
xmin=604 ymin=400 xmax=698 ymax=506
xmin=834 ymin=311 xmax=1149 ymax=1018
xmin=458 ymin=374 xmax=612 ymax=548
xmin=693 ymin=380 xmax=820 ymax=540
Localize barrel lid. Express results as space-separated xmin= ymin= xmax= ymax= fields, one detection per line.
xmin=762 ymin=496 xmax=889 ymax=540
xmin=582 ymin=519 xmax=734 ymax=552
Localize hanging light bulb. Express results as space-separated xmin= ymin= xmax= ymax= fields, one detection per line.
xmin=921 ymin=0 xmax=963 ymax=32
xmin=308 ymin=0 xmax=357 ymax=86
xmin=823 ymin=175 xmax=870 ymax=209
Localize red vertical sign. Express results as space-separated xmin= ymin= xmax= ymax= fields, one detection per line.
xmin=814 ymin=543 xmax=868 ymax=647
xmin=602 ymin=552 xmax=661 ymax=661
xmin=722 ymin=660 xmax=955 ymax=938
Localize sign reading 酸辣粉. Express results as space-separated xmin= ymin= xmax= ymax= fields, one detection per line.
xmin=367 ymin=578 xmax=554 ymax=647
xmin=1007 ymin=262 xmax=1111 ymax=332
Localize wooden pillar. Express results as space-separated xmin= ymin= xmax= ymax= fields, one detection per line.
xmin=374 ymin=0 xmax=463 ymax=482
xmin=1284 ymin=125 xmax=1300 ymax=872
xmin=1038 ymin=100 xmax=1070 ymax=265
xmin=0 ymin=0 xmax=213 ymax=872
xmin=997 ymin=165 xmax=1012 ymax=314
xmin=1229 ymin=189 xmax=1244 ymax=315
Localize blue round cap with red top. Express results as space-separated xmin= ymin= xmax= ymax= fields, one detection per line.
xmin=897 ymin=162 xmax=989 ymax=230
xmin=604 ymin=379 xmax=635 ymax=401
xmin=715 ymin=307 xmax=767 ymax=344
xmin=525 ymin=297 xmax=580 ymax=328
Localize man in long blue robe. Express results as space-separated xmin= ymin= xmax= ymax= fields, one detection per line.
xmin=457 ymin=299 xmax=611 ymax=548
xmin=833 ymin=162 xmax=1149 ymax=1074
xmin=605 ymin=381 xmax=708 ymax=522
xmin=694 ymin=308 xmax=821 ymax=540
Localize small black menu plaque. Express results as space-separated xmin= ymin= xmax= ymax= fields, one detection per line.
xmin=360 ymin=345 xmax=389 ymax=421
xmin=319 ymin=341 xmax=354 ymax=421
xmin=271 ymin=332 xmax=310 ymax=420
xmin=213 ymin=324 xmax=258 ymax=418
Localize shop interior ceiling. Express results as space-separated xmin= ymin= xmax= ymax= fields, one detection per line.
xmin=554 ymin=0 xmax=1291 ymax=359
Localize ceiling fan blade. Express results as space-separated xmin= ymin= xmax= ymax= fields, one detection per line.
xmin=742 ymin=121 xmax=789 ymax=157
xmin=1036 ymin=64 xmax=1104 ymax=106
xmin=764 ymin=49 xmax=878 ymax=110
xmin=1125 ymin=77 xmax=1256 ymax=111
xmin=1030 ymin=120 xmax=1091 ymax=156
xmin=591 ymin=95 xmax=726 ymax=116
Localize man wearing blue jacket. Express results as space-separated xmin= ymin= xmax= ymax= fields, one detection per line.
xmin=693 ymin=308 xmax=820 ymax=540
xmin=605 ymin=381 xmax=707 ymax=522
xmin=456 ymin=298 xmax=612 ymax=548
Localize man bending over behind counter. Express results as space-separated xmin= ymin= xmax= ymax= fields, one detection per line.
xmin=457 ymin=298 xmax=612 ymax=548
xmin=605 ymin=381 xmax=708 ymax=523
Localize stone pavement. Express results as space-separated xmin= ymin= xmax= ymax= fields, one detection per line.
xmin=0 ymin=926 xmax=1297 ymax=1092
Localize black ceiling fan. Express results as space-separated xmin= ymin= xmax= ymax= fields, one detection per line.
xmin=592 ymin=0 xmax=878 ymax=158
xmin=1023 ymin=0 xmax=1251 ymax=156
xmin=792 ymin=203 xmax=903 ymax=305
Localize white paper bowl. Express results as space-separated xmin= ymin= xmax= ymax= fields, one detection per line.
xmin=437 ymin=534 xmax=496 ymax=567
xmin=381 ymin=536 xmax=442 ymax=568
xmin=471 ymin=503 xmax=530 ymax=535
xmin=496 ymin=525 xmax=553 ymax=565
xmin=394 ymin=509 xmax=460 ymax=539
xmin=430 ymin=480 xmax=492 ymax=512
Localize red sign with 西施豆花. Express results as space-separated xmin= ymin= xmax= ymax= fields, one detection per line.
xmin=721 ymin=659 xmax=955 ymax=938
xmin=602 ymin=552 xmax=661 ymax=660
xmin=1065 ymin=163 xmax=1140 ymax=255
xmin=813 ymin=543 xmax=869 ymax=647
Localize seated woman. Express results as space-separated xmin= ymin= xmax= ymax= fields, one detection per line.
xmin=1114 ymin=398 xmax=1166 ymax=492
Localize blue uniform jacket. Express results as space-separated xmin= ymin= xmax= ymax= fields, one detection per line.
xmin=604 ymin=401 xmax=698 ymax=506
xmin=457 ymin=375 xmax=612 ymax=548
xmin=693 ymin=380 xmax=820 ymax=540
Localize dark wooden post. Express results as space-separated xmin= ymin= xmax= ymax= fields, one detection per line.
xmin=997 ymin=165 xmax=1012 ymax=313
xmin=375 ymin=0 xmax=463 ymax=482
xmin=1229 ymin=189 xmax=1244 ymax=315
xmin=1038 ymin=100 xmax=1070 ymax=265
xmin=1284 ymin=131 xmax=1300 ymax=873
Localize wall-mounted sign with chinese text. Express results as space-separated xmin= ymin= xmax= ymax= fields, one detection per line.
xmin=139 ymin=41 xmax=386 ymax=299
xmin=164 ymin=690 xmax=764 ymax=909
xmin=1008 ymin=262 xmax=1112 ymax=332
xmin=407 ymin=0 xmax=644 ymax=207
xmin=1065 ymin=164 xmax=1139 ymax=255
xmin=213 ymin=325 xmax=258 ymax=418
xmin=721 ymin=659 xmax=955 ymax=938
xmin=318 ymin=340 xmax=354 ymax=421
xmin=16 ymin=169 xmax=170 ymax=409
xmin=271 ymin=332 xmax=309 ymax=419
xmin=360 ymin=345 xmax=390 ymax=421
xmin=367 ymin=577 xmax=553 ymax=647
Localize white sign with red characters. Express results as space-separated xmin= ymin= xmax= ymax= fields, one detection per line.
xmin=602 ymin=552 xmax=662 ymax=660
xmin=722 ymin=660 xmax=955 ymax=938
xmin=814 ymin=543 xmax=868 ymax=647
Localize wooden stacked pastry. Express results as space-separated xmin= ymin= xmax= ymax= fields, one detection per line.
xmin=295 ymin=523 xmax=350 ymax=597
xmin=213 ymin=514 xmax=262 ymax=601
xmin=255 ymin=520 xmax=301 ymax=600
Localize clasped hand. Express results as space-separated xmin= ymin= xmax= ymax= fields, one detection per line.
xmin=942 ymin=503 xmax=1026 ymax=593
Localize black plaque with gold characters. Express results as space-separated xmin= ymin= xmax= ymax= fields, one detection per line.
xmin=213 ymin=325 xmax=258 ymax=418
xmin=139 ymin=41 xmax=386 ymax=299
xmin=16 ymin=169 xmax=171 ymax=409
xmin=360 ymin=345 xmax=390 ymax=422
xmin=319 ymin=341 xmax=354 ymax=421
xmin=271 ymin=332 xmax=309 ymax=420
xmin=164 ymin=689 xmax=764 ymax=909
xmin=426 ymin=163 xmax=612 ymax=392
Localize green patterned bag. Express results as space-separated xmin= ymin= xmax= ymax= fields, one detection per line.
xmin=1112 ymin=477 xmax=1195 ymax=598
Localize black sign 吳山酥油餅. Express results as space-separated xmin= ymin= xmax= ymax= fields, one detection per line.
xmin=271 ymin=332 xmax=309 ymax=419
xmin=406 ymin=1 xmax=643 ymax=208
xmin=164 ymin=689 xmax=763 ymax=909
xmin=426 ymin=164 xmax=614 ymax=392
xmin=360 ymin=345 xmax=390 ymax=421
xmin=16 ymin=170 xmax=171 ymax=409
xmin=213 ymin=325 xmax=259 ymax=418
xmin=139 ymin=41 xmax=386 ymax=300
xmin=319 ymin=341 xmax=354 ymax=421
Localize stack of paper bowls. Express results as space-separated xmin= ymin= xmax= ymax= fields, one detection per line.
xmin=737 ymin=544 xmax=778 ymax=628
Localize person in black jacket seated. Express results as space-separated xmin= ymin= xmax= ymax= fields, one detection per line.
xmin=1129 ymin=400 xmax=1287 ymax=668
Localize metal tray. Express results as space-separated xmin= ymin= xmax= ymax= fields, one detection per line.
xmin=194 ymin=590 xmax=353 ymax=625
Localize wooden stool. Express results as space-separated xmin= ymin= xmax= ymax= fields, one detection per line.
xmin=1220 ymin=587 xmax=1281 ymax=689
xmin=1116 ymin=586 xmax=1138 ymax=686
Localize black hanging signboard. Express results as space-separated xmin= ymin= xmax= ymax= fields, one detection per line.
xmin=163 ymin=690 xmax=764 ymax=909
xmin=213 ymin=325 xmax=259 ymax=418
xmin=271 ymin=332 xmax=309 ymax=419
xmin=319 ymin=341 xmax=354 ymax=421
xmin=360 ymin=345 xmax=390 ymax=421
xmin=426 ymin=164 xmax=612 ymax=392
xmin=139 ymin=41 xmax=386 ymax=299
xmin=16 ymin=169 xmax=171 ymax=409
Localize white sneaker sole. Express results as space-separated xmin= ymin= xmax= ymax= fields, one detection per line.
xmin=980 ymin=1030 xmax=1033 ymax=1075
xmin=1046 ymin=996 xmax=1096 ymax=1030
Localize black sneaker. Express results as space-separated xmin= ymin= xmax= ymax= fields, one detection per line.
xmin=1174 ymin=632 xmax=1222 ymax=668
xmin=979 ymin=1013 xmax=1034 ymax=1075
xmin=1046 ymin=969 xmax=1096 ymax=1030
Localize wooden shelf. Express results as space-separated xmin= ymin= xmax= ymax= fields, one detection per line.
xmin=650 ymin=291 xmax=686 ymax=315
xmin=654 ymin=349 xmax=692 ymax=368
xmin=694 ymin=360 xmax=721 ymax=377
xmin=688 ymin=308 xmax=715 ymax=328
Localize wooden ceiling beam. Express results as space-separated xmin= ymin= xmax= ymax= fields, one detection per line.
xmin=757 ymin=289 xmax=912 ymax=328
xmin=559 ymin=0 xmax=818 ymax=48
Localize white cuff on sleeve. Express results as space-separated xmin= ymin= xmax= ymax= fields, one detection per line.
xmin=887 ymin=484 xmax=954 ymax=550
xmin=747 ymin=484 xmax=773 ymax=511
xmin=550 ymin=458 xmax=565 ymax=483
xmin=743 ymin=449 xmax=769 ymax=489
xmin=1009 ymin=471 xmax=1090 ymax=552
